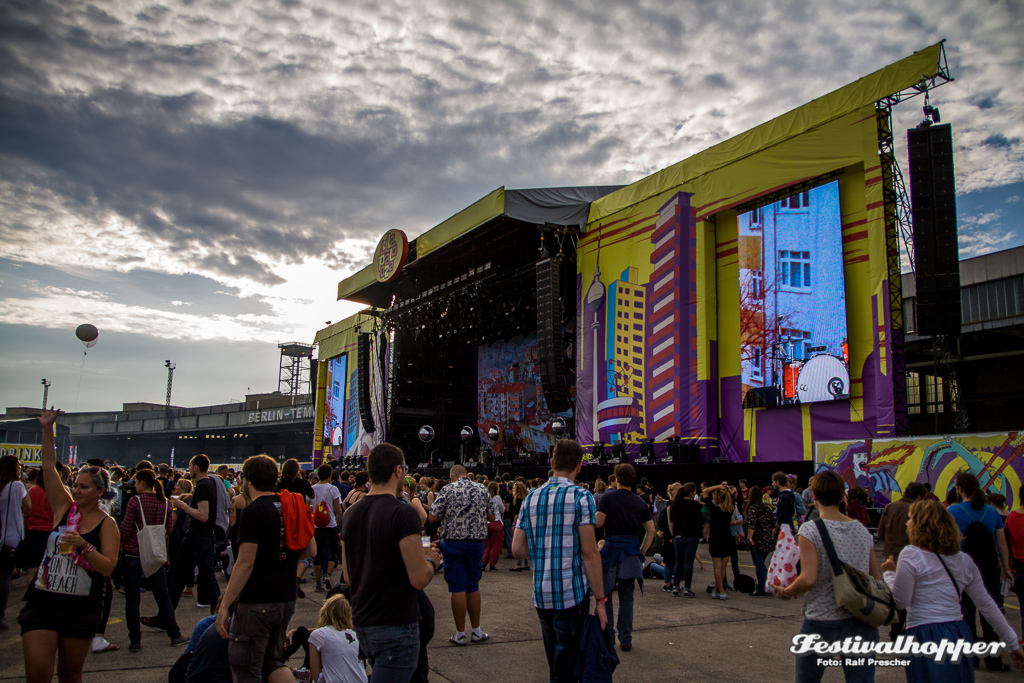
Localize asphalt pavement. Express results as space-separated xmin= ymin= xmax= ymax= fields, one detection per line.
xmin=1 ymin=547 xmax=1021 ymax=682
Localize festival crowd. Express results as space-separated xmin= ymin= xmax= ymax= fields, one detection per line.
xmin=2 ymin=410 xmax=1024 ymax=682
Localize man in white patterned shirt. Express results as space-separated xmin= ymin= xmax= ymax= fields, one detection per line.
xmin=513 ymin=440 xmax=607 ymax=683
xmin=428 ymin=464 xmax=493 ymax=645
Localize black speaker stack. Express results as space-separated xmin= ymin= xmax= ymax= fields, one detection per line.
xmin=536 ymin=257 xmax=571 ymax=413
xmin=908 ymin=123 xmax=961 ymax=337
xmin=357 ymin=332 xmax=376 ymax=433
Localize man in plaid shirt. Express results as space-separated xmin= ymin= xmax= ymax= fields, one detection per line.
xmin=513 ymin=439 xmax=607 ymax=682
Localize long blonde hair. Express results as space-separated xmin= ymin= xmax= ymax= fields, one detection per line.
xmin=317 ymin=594 xmax=354 ymax=630
xmin=713 ymin=488 xmax=734 ymax=514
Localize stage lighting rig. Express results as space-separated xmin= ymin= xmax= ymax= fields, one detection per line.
xmin=664 ymin=436 xmax=681 ymax=465
xmin=637 ymin=438 xmax=654 ymax=465
xmin=592 ymin=442 xmax=606 ymax=465
xmin=612 ymin=440 xmax=627 ymax=464
xmin=418 ymin=425 xmax=435 ymax=467
xmin=551 ymin=417 xmax=566 ymax=438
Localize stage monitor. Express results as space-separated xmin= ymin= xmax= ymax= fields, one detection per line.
xmin=738 ymin=180 xmax=850 ymax=405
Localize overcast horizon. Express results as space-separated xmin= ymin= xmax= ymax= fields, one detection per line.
xmin=1 ymin=0 xmax=1022 ymax=414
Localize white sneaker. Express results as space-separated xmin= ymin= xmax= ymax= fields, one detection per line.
xmin=449 ymin=632 xmax=467 ymax=646
xmin=711 ymin=591 xmax=720 ymax=599
xmin=471 ymin=630 xmax=489 ymax=643
xmin=718 ymin=591 xmax=729 ymax=600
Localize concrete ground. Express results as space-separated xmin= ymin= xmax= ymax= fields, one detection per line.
xmin=2 ymin=549 xmax=1021 ymax=682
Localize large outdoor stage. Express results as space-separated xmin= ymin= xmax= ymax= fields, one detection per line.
xmin=313 ymin=43 xmax=957 ymax=472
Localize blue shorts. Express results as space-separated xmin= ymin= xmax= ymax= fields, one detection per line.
xmin=442 ymin=540 xmax=484 ymax=593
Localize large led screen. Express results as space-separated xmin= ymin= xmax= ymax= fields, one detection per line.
xmin=477 ymin=332 xmax=569 ymax=455
xmin=738 ymin=180 xmax=849 ymax=405
xmin=323 ymin=354 xmax=360 ymax=458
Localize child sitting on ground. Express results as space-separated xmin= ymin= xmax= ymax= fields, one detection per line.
xmin=309 ymin=594 xmax=367 ymax=683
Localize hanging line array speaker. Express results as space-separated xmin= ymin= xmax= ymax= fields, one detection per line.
xmin=357 ymin=331 xmax=376 ymax=433
xmin=536 ymin=257 xmax=571 ymax=413
xmin=908 ymin=123 xmax=961 ymax=337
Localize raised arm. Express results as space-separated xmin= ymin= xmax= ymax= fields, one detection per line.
xmin=38 ymin=409 xmax=72 ymax=521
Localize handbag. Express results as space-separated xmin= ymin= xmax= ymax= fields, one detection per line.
xmin=767 ymin=523 xmax=800 ymax=590
xmin=814 ymin=519 xmax=897 ymax=627
xmin=1 ymin=482 xmax=23 ymax=562
xmin=137 ymin=498 xmax=169 ymax=577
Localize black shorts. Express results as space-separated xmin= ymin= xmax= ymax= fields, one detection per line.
xmin=19 ymin=602 xmax=101 ymax=640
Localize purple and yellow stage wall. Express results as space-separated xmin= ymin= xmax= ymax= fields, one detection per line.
xmin=576 ymin=44 xmax=944 ymax=463
xmin=815 ymin=432 xmax=1024 ymax=508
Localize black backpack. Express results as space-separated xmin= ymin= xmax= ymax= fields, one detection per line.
xmin=961 ymin=505 xmax=1000 ymax=572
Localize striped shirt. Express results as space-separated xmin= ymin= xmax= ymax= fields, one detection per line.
xmin=516 ymin=476 xmax=596 ymax=610
xmin=119 ymin=492 xmax=174 ymax=555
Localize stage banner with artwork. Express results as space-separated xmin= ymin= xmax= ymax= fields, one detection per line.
xmin=578 ymin=44 xmax=944 ymax=463
xmin=312 ymin=314 xmax=387 ymax=467
xmin=815 ymin=432 xmax=1024 ymax=508
xmin=477 ymin=332 xmax=571 ymax=456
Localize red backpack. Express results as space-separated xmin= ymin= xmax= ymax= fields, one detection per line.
xmin=313 ymin=499 xmax=331 ymax=528
xmin=278 ymin=490 xmax=314 ymax=551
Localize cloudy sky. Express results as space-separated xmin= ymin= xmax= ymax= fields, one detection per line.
xmin=1 ymin=0 xmax=1022 ymax=414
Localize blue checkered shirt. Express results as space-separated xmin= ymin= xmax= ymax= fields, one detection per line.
xmin=515 ymin=476 xmax=596 ymax=610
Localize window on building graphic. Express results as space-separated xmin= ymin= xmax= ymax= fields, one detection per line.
xmin=751 ymin=347 xmax=763 ymax=379
xmin=622 ymin=287 xmax=630 ymax=294
xmin=748 ymin=207 xmax=763 ymax=229
xmin=633 ymin=324 xmax=643 ymax=331
xmin=634 ymin=301 xmax=643 ymax=308
xmin=779 ymin=191 xmax=810 ymax=210
xmin=751 ymin=270 xmax=764 ymax=299
xmin=780 ymin=250 xmax=811 ymax=290
xmin=906 ymin=372 xmax=921 ymax=414
xmin=633 ymin=334 xmax=642 ymax=342
xmin=633 ymin=312 xmax=643 ymax=319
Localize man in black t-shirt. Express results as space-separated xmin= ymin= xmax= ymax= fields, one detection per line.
xmin=216 ymin=454 xmax=315 ymax=683
xmin=167 ymin=455 xmax=222 ymax=610
xmin=341 ymin=443 xmax=442 ymax=682
xmin=596 ymin=464 xmax=655 ymax=652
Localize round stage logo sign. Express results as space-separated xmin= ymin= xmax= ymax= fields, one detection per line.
xmin=374 ymin=229 xmax=409 ymax=283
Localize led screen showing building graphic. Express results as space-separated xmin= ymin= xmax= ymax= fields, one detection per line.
xmin=738 ymin=180 xmax=849 ymax=405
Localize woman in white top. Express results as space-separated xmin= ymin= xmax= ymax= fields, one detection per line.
xmin=777 ymin=470 xmax=880 ymax=683
xmin=482 ymin=481 xmax=505 ymax=571
xmin=310 ymin=594 xmax=367 ymax=683
xmin=1 ymin=455 xmax=31 ymax=630
xmin=881 ymin=499 xmax=1024 ymax=680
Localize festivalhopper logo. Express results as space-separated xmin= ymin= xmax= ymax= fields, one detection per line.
xmin=791 ymin=634 xmax=1006 ymax=667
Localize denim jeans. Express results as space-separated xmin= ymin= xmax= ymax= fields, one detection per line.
xmin=122 ymin=555 xmax=180 ymax=642
xmin=672 ymin=537 xmax=700 ymax=589
xmin=536 ymin=598 xmax=589 ymax=683
xmin=355 ymin=621 xmax=420 ymax=683
xmin=794 ymin=618 xmax=878 ymax=683
xmin=961 ymin=564 xmax=1004 ymax=669
xmin=605 ymin=578 xmax=635 ymax=646
xmin=749 ymin=547 xmax=769 ymax=592
xmin=503 ymin=518 xmax=515 ymax=558
xmin=169 ymin=534 xmax=220 ymax=609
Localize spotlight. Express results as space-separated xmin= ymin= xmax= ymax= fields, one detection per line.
xmin=593 ymin=441 xmax=606 ymax=464
xmin=613 ymin=440 xmax=627 ymax=464
xmin=551 ymin=417 xmax=566 ymax=437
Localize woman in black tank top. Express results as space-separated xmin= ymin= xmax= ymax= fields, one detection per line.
xmin=20 ymin=409 xmax=120 ymax=683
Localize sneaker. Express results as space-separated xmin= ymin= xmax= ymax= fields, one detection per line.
xmin=718 ymin=592 xmax=729 ymax=601
xmin=315 ymin=583 xmax=324 ymax=593
xmin=619 ymin=643 xmax=632 ymax=651
xmin=129 ymin=642 xmax=141 ymax=652
xmin=662 ymin=584 xmax=673 ymax=593
xmin=682 ymin=589 xmax=695 ymax=597
xmin=449 ymin=632 xmax=468 ymax=646
xmin=323 ymin=575 xmax=333 ymax=591
xmin=141 ymin=616 xmax=167 ymax=631
xmin=196 ymin=603 xmax=211 ymax=609
xmin=470 ymin=630 xmax=489 ymax=643
xmin=751 ymin=590 xmax=770 ymax=597
xmin=182 ymin=589 xmax=194 ymax=598
xmin=711 ymin=591 xmax=721 ymax=599
xmin=671 ymin=586 xmax=680 ymax=596
xmin=297 ymin=584 xmax=306 ymax=599
xmin=170 ymin=635 xmax=188 ymax=647
xmin=298 ymin=578 xmax=308 ymax=584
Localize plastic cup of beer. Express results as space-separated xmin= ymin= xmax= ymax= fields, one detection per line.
xmin=58 ymin=526 xmax=73 ymax=554
xmin=421 ymin=536 xmax=431 ymax=554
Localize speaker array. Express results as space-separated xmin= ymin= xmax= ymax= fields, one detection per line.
xmin=908 ymin=124 xmax=961 ymax=337
xmin=357 ymin=332 xmax=375 ymax=433
xmin=536 ymin=257 xmax=571 ymax=413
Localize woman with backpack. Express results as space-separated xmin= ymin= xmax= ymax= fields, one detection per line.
xmin=121 ymin=469 xmax=185 ymax=651
xmin=776 ymin=470 xmax=880 ymax=683
xmin=948 ymin=472 xmax=1015 ymax=672
xmin=881 ymin=499 xmax=1024 ymax=680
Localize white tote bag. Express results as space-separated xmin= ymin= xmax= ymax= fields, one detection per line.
xmin=137 ymin=500 xmax=169 ymax=578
